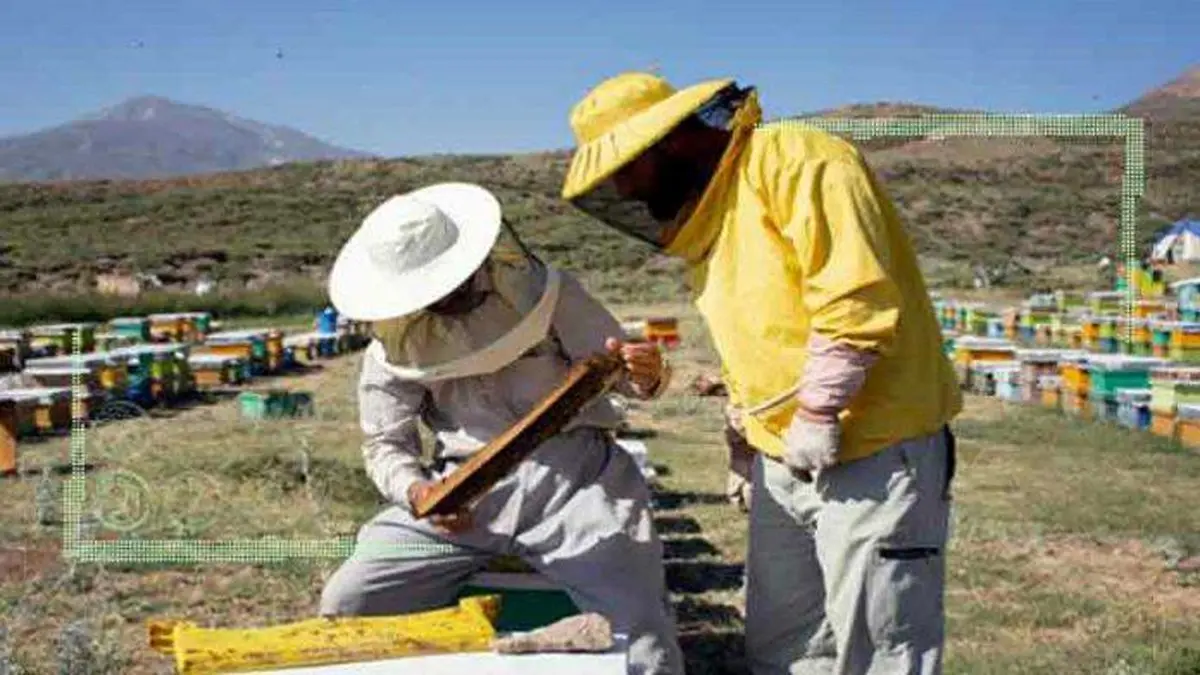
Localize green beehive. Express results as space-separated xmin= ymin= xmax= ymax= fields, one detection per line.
xmin=1088 ymin=356 xmax=1168 ymax=399
xmin=109 ymin=317 xmax=151 ymax=342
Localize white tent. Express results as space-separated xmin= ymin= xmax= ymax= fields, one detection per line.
xmin=1151 ymin=219 xmax=1200 ymax=263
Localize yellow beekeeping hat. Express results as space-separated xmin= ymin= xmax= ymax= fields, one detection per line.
xmin=561 ymin=72 xmax=734 ymax=200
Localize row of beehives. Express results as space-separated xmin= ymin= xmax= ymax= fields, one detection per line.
xmin=951 ymin=335 xmax=1200 ymax=448
xmin=0 ymin=320 xmax=373 ymax=475
xmin=0 ymin=308 xmax=371 ymax=370
xmin=935 ymin=292 xmax=1200 ymax=361
xmin=0 ymin=313 xmax=216 ymax=368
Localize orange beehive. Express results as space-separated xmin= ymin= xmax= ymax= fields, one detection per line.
xmin=1176 ymin=405 xmax=1200 ymax=448
xmin=0 ymin=400 xmax=16 ymax=475
xmin=1151 ymin=410 xmax=1176 ymax=440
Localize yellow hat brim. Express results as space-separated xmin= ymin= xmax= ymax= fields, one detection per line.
xmin=561 ymin=78 xmax=734 ymax=201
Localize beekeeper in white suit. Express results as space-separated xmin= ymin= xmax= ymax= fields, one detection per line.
xmin=319 ymin=182 xmax=685 ymax=675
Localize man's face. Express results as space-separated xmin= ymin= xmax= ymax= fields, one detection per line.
xmin=612 ymin=139 xmax=705 ymax=226
xmin=428 ymin=267 xmax=488 ymax=316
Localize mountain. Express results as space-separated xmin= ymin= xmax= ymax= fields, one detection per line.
xmin=0 ymin=67 xmax=1195 ymax=301
xmin=1120 ymin=65 xmax=1200 ymax=120
xmin=0 ymin=96 xmax=372 ymax=182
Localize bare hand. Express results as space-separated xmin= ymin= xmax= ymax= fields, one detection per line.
xmin=605 ymin=337 xmax=663 ymax=394
xmin=407 ymin=480 xmax=473 ymax=534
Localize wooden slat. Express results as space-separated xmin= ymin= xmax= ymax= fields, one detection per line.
xmin=413 ymin=353 xmax=624 ymax=519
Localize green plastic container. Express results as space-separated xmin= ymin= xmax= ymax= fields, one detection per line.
xmin=238 ymin=390 xmax=290 ymax=419
xmin=456 ymin=582 xmax=580 ymax=634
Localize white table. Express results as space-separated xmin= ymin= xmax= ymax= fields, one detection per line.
xmin=236 ymin=635 xmax=628 ymax=675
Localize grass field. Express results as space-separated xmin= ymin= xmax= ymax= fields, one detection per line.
xmin=3 ymin=302 xmax=1200 ymax=674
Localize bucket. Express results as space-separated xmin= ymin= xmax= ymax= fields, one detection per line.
xmin=318 ymin=307 xmax=339 ymax=335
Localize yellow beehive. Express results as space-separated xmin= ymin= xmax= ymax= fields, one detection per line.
xmin=1059 ymin=361 xmax=1090 ymax=396
xmin=953 ymin=338 xmax=1017 ymax=366
xmin=148 ymin=595 xmax=501 ymax=675
xmin=1040 ymin=385 xmax=1060 ymax=409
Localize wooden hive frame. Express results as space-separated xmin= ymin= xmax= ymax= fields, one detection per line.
xmin=413 ymin=353 xmax=624 ymax=519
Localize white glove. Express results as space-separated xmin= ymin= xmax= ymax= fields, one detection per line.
xmin=782 ymin=414 xmax=841 ymax=474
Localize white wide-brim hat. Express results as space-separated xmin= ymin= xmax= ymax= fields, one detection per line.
xmin=328 ymin=182 xmax=503 ymax=321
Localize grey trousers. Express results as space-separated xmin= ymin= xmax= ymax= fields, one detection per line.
xmin=744 ymin=428 xmax=955 ymax=675
xmin=319 ymin=428 xmax=685 ymax=675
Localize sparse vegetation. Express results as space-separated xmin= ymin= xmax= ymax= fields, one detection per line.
xmin=2 ymin=302 xmax=1200 ymax=673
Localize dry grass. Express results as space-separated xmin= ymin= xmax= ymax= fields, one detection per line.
xmin=3 ymin=302 xmax=1200 ymax=673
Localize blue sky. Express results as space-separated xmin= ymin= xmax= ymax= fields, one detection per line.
xmin=1 ymin=0 xmax=1195 ymax=156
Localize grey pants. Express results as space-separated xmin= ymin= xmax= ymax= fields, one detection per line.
xmin=744 ymin=428 xmax=955 ymax=675
xmin=319 ymin=428 xmax=685 ymax=675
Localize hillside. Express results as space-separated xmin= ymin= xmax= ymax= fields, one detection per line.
xmin=0 ymin=67 xmax=1196 ymax=300
xmin=0 ymin=96 xmax=370 ymax=182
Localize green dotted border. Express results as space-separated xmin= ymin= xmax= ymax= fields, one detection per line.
xmin=64 ymin=114 xmax=1146 ymax=564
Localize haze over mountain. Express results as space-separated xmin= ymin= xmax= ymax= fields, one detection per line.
xmin=0 ymin=96 xmax=372 ymax=182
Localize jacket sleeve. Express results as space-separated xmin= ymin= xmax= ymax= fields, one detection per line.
xmin=358 ymin=342 xmax=430 ymax=510
xmin=548 ymin=271 xmax=659 ymax=399
xmin=775 ymin=155 xmax=904 ymax=355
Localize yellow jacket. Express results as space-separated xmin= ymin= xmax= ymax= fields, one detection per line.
xmin=669 ymin=120 xmax=962 ymax=462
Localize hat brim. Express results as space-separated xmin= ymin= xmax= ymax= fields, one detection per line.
xmin=561 ymin=78 xmax=734 ymax=201
xmin=328 ymin=183 xmax=503 ymax=322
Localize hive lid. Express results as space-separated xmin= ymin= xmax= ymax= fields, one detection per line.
xmin=1085 ymin=355 xmax=1169 ymax=372
xmin=1015 ymin=348 xmax=1079 ymax=363
xmin=1115 ymin=388 xmax=1152 ymax=402
xmin=954 ymin=337 xmax=1016 ymax=349
xmin=1177 ymin=404 xmax=1200 ymax=421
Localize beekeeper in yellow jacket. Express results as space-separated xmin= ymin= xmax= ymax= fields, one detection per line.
xmin=561 ymin=72 xmax=963 ymax=675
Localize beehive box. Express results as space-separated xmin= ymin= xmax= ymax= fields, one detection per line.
xmin=1116 ymin=388 xmax=1152 ymax=431
xmin=0 ymin=391 xmax=40 ymax=437
xmin=0 ymin=400 xmax=17 ymax=475
xmin=238 ymin=390 xmax=313 ymax=420
xmin=1171 ymin=277 xmax=1200 ymax=311
xmin=986 ymin=318 xmax=1006 ymax=340
xmin=21 ymin=362 xmax=101 ymax=393
xmin=1058 ymin=355 xmax=1092 ymax=396
xmin=0 ymin=329 xmax=31 ymax=364
xmin=953 ymin=337 xmax=1017 ymax=366
xmin=1177 ymin=404 xmax=1200 ymax=449
xmin=147 ymin=314 xmax=190 ymax=343
xmin=1151 ymin=410 xmax=1177 ymax=440
xmin=1087 ymin=355 xmax=1169 ymax=400
xmin=19 ymin=387 xmax=74 ymax=433
xmin=1039 ymin=377 xmax=1062 ymax=410
xmin=1088 ymin=291 xmax=1126 ymax=315
xmin=284 ymin=333 xmax=319 ymax=364
xmin=1017 ymin=349 xmax=1078 ymax=401
xmin=1148 ymin=366 xmax=1200 ymax=416
xmin=108 ymin=317 xmax=151 ymax=342
xmin=188 ymin=354 xmax=238 ymax=388
xmin=28 ymin=323 xmax=97 ymax=354
xmin=995 ymin=368 xmax=1022 ymax=401
xmin=208 ymin=330 xmax=270 ymax=374
xmin=1090 ymin=395 xmax=1120 ymax=423
xmin=969 ymin=361 xmax=1016 ymax=397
